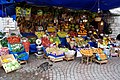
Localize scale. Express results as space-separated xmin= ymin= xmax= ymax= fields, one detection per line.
xmin=35 ymin=39 xmax=43 ymax=58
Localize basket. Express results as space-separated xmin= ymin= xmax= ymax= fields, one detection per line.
xmin=65 ymin=50 xmax=75 ymax=58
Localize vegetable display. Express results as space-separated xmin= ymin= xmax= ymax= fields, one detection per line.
xmin=0 ymin=38 xmax=8 ymax=47
xmin=28 ymin=37 xmax=36 ymax=44
xmin=49 ymin=37 xmax=61 ymax=45
xmin=2 ymin=60 xmax=21 ymax=73
xmin=41 ymin=37 xmax=51 ymax=47
xmin=11 ymin=44 xmax=24 ymax=52
xmin=7 ymin=36 xmax=20 ymax=44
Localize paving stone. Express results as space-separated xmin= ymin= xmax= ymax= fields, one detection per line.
xmin=0 ymin=55 xmax=120 ymax=80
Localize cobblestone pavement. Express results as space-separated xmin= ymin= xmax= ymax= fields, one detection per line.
xmin=0 ymin=54 xmax=120 ymax=80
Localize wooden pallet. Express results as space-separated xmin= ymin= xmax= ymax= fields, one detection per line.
xmin=34 ymin=53 xmax=43 ymax=59
xmin=49 ymin=58 xmax=63 ymax=62
xmin=19 ymin=61 xmax=27 ymax=64
xmin=64 ymin=57 xmax=74 ymax=61
xmin=93 ymin=59 xmax=108 ymax=65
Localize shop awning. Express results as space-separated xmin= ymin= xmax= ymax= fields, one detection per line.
xmin=0 ymin=0 xmax=120 ymax=17
xmin=15 ymin=0 xmax=120 ymax=11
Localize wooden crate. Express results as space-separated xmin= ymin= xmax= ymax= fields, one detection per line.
xmin=93 ymin=59 xmax=108 ymax=65
xmin=0 ymin=54 xmax=21 ymax=73
xmin=0 ymin=54 xmax=15 ymax=64
xmin=49 ymin=57 xmax=63 ymax=62
xmin=64 ymin=57 xmax=74 ymax=61
xmin=19 ymin=60 xmax=27 ymax=64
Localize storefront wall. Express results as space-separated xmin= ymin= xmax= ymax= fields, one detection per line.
xmin=110 ymin=16 xmax=120 ymax=38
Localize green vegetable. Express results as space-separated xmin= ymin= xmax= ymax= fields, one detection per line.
xmin=17 ymin=54 xmax=25 ymax=59
xmin=0 ymin=38 xmax=8 ymax=47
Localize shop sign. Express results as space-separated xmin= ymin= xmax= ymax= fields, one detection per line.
xmin=16 ymin=7 xmax=31 ymax=17
xmin=16 ymin=7 xmax=21 ymax=16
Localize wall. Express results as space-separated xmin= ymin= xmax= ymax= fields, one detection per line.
xmin=110 ymin=16 xmax=120 ymax=38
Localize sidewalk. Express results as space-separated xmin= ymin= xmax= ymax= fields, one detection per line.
xmin=0 ymin=54 xmax=120 ymax=80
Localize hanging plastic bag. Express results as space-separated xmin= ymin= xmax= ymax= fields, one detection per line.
xmin=76 ymin=50 xmax=82 ymax=57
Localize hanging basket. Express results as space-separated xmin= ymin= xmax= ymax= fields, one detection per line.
xmin=95 ymin=17 xmax=101 ymax=22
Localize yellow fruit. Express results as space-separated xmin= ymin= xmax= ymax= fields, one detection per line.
xmin=2 ymin=59 xmax=10 ymax=63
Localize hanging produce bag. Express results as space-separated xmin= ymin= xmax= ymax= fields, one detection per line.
xmin=22 ymin=41 xmax=30 ymax=52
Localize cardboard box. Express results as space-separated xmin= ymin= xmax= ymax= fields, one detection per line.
xmin=0 ymin=54 xmax=21 ymax=73
xmin=0 ymin=54 xmax=15 ymax=64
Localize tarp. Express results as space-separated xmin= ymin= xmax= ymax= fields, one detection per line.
xmin=0 ymin=0 xmax=120 ymax=17
xmin=14 ymin=0 xmax=120 ymax=11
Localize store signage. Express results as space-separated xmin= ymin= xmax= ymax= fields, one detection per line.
xmin=0 ymin=17 xmax=17 ymax=32
xmin=16 ymin=7 xmax=31 ymax=17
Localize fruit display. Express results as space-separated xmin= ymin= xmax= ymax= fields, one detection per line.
xmin=46 ymin=47 xmax=63 ymax=55
xmin=74 ymin=36 xmax=84 ymax=42
xmin=49 ymin=37 xmax=61 ymax=45
xmin=2 ymin=58 xmax=11 ymax=63
xmin=57 ymin=31 xmax=67 ymax=38
xmin=2 ymin=60 xmax=21 ymax=73
xmin=76 ymin=39 xmax=88 ymax=47
xmin=91 ymin=48 xmax=103 ymax=54
xmin=95 ymin=53 xmax=107 ymax=61
xmin=47 ymin=27 xmax=56 ymax=32
xmin=10 ymin=44 xmax=24 ymax=52
xmin=35 ymin=31 xmax=45 ymax=38
xmin=28 ymin=37 xmax=37 ymax=44
xmin=77 ymin=24 xmax=87 ymax=36
xmin=41 ymin=37 xmax=52 ymax=47
xmin=64 ymin=24 xmax=69 ymax=31
xmin=80 ymin=49 xmax=93 ymax=56
xmin=68 ymin=31 xmax=77 ymax=37
xmin=46 ymin=47 xmax=69 ymax=56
